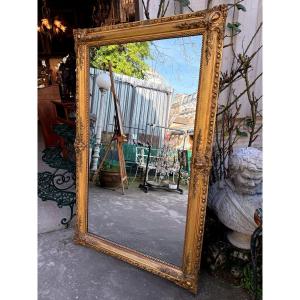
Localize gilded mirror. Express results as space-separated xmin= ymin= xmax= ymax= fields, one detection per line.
xmin=74 ymin=5 xmax=227 ymax=293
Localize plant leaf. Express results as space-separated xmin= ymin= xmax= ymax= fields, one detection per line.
xmin=245 ymin=118 xmax=254 ymax=128
xmin=227 ymin=22 xmax=234 ymax=29
xmin=236 ymin=4 xmax=247 ymax=12
xmin=227 ymin=22 xmax=241 ymax=33
xmin=178 ymin=0 xmax=190 ymax=7
xmin=233 ymin=22 xmax=241 ymax=28
xmin=236 ymin=128 xmax=248 ymax=137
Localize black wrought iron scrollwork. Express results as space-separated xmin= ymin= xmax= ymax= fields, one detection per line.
xmin=41 ymin=147 xmax=75 ymax=174
xmin=53 ymin=170 xmax=76 ymax=190
xmin=61 ymin=203 xmax=75 ymax=226
xmin=38 ymin=124 xmax=76 ymax=228
xmin=38 ymin=169 xmax=76 ymax=227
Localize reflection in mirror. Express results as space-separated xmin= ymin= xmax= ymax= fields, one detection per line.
xmin=88 ymin=35 xmax=202 ymax=266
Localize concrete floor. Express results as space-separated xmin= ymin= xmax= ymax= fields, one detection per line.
xmin=38 ymin=228 xmax=250 ymax=300
xmin=38 ymin=126 xmax=250 ymax=300
xmin=88 ymin=183 xmax=188 ymax=266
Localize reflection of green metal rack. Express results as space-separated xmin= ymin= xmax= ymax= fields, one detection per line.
xmin=123 ymin=144 xmax=137 ymax=162
xmin=98 ymin=143 xmax=193 ymax=176
xmin=187 ymin=150 xmax=192 ymax=173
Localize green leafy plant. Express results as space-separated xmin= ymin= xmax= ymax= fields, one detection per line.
xmin=102 ymin=160 xmax=120 ymax=172
xmin=236 ymin=3 xmax=246 ymax=11
xmin=242 ymin=264 xmax=262 ymax=299
xmin=90 ymin=42 xmax=152 ymax=79
xmin=227 ymin=22 xmax=241 ymax=33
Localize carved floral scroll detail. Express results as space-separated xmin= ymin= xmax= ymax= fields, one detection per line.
xmin=74 ymin=121 xmax=86 ymax=167
xmin=191 ymin=24 xmax=226 ymax=278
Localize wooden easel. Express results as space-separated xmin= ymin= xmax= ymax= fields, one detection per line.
xmin=92 ymin=63 xmax=128 ymax=194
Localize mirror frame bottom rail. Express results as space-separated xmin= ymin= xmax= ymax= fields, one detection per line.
xmin=74 ymin=5 xmax=227 ymax=294
xmin=75 ymin=233 xmax=191 ymax=289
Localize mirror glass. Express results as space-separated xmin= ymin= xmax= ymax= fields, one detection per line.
xmin=88 ymin=35 xmax=202 ymax=266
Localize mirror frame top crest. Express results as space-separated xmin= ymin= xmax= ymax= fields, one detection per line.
xmin=73 ymin=5 xmax=227 ymax=294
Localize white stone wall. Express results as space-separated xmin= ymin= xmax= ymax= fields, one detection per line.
xmin=138 ymin=0 xmax=262 ymax=148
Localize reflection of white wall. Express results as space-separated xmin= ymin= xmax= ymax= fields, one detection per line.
xmin=138 ymin=0 xmax=262 ymax=119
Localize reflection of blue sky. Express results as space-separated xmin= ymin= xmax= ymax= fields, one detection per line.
xmin=146 ymin=35 xmax=202 ymax=94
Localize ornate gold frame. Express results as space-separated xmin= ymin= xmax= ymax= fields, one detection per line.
xmin=73 ymin=5 xmax=227 ymax=294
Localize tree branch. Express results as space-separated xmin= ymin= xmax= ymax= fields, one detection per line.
xmin=141 ymin=0 xmax=150 ymax=19
xmin=245 ymin=22 xmax=263 ymax=55
xmin=223 ymin=43 xmax=233 ymax=49
xmin=217 ymin=73 xmax=262 ymax=116
xmin=162 ymin=0 xmax=170 ymax=17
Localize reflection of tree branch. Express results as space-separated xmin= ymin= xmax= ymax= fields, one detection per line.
xmin=178 ymin=37 xmax=200 ymax=63
xmin=150 ymin=42 xmax=172 ymax=63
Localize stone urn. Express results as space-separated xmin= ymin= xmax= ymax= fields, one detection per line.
xmin=208 ymin=147 xmax=262 ymax=249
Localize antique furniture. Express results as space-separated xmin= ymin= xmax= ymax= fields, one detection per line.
xmin=138 ymin=142 xmax=184 ymax=194
xmin=74 ymin=5 xmax=227 ymax=293
xmin=38 ymin=84 xmax=61 ymax=147
xmin=51 ymin=101 xmax=76 ymax=126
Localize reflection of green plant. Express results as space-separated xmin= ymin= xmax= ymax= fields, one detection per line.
xmin=101 ymin=160 xmax=120 ymax=172
xmin=90 ymin=42 xmax=152 ymax=79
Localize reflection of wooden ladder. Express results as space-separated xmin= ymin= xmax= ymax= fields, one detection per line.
xmin=92 ymin=62 xmax=128 ymax=194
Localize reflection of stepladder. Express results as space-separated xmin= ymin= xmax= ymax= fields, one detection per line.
xmin=92 ymin=62 xmax=128 ymax=194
